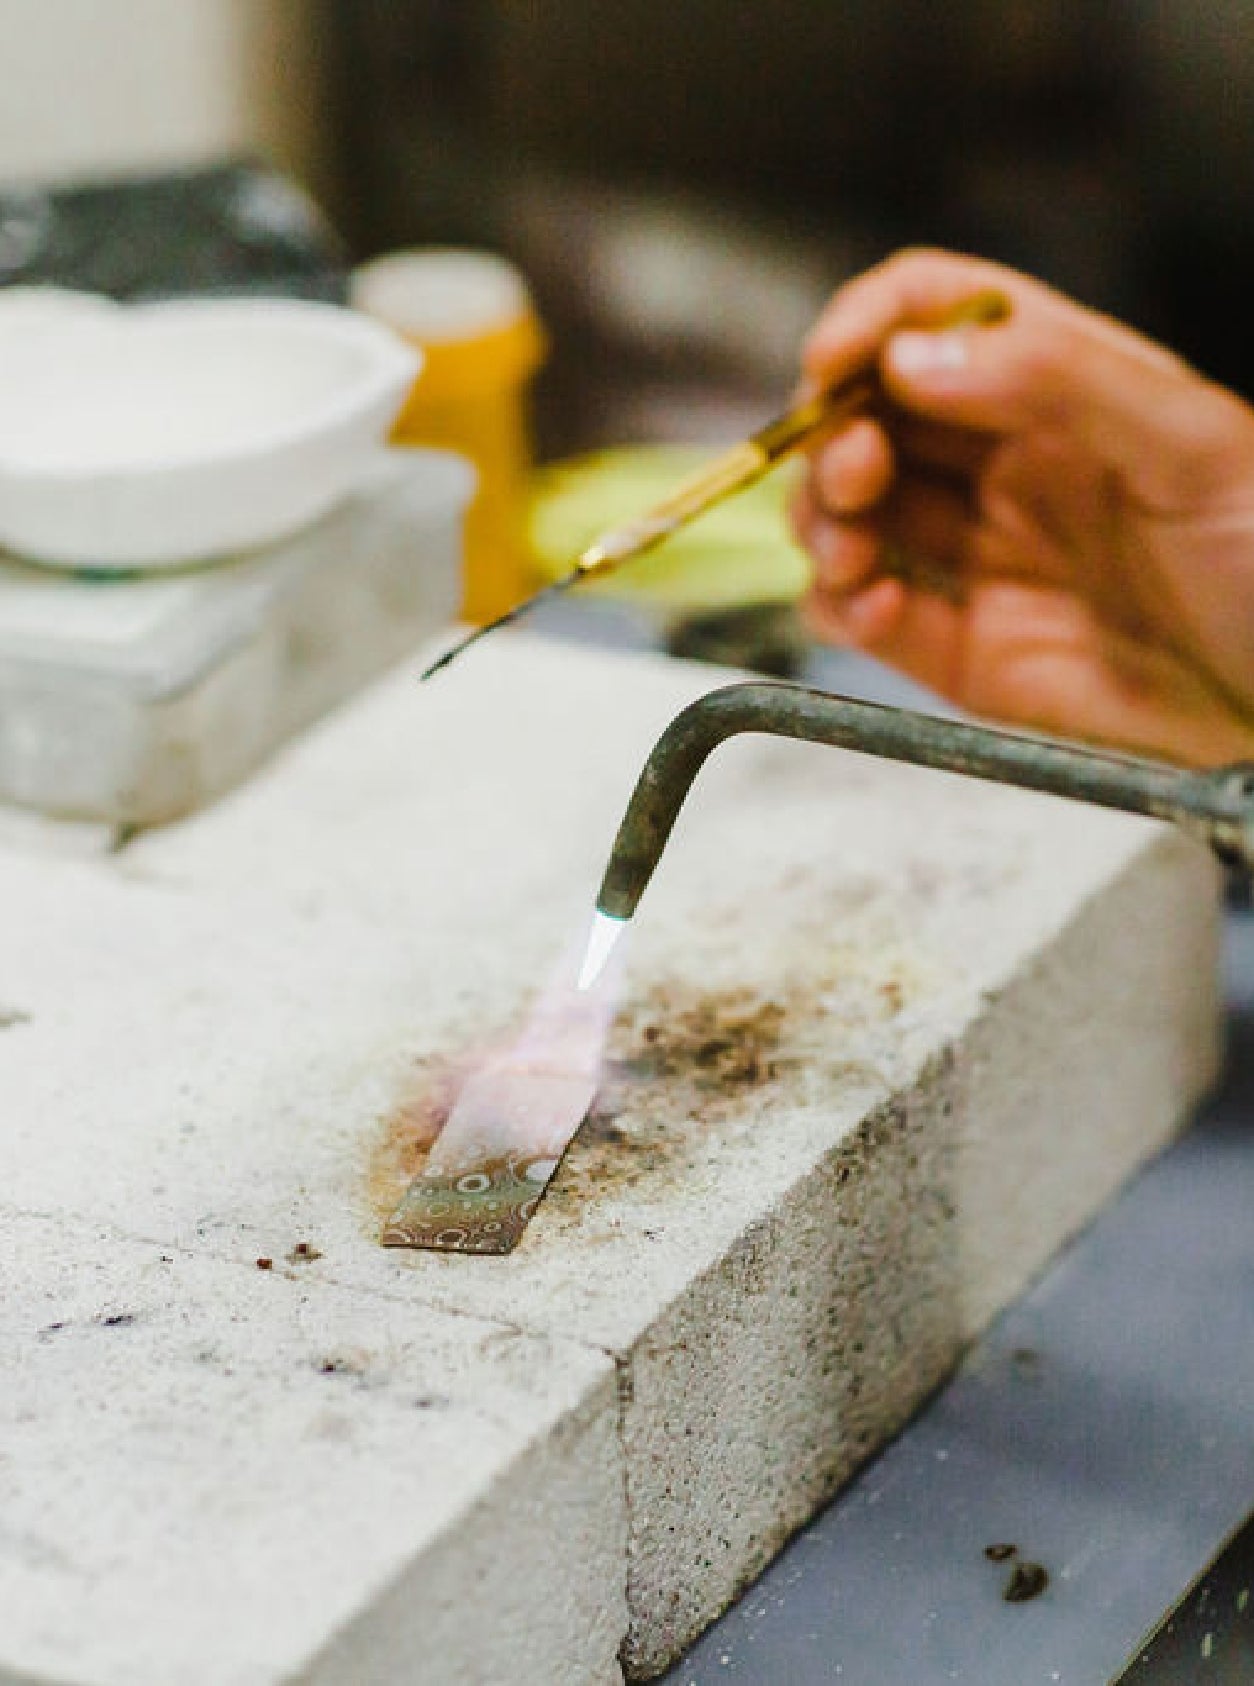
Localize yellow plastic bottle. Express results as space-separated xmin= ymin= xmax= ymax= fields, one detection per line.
xmin=352 ymin=249 xmax=546 ymax=624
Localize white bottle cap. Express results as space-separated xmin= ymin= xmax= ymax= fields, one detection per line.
xmin=351 ymin=248 xmax=531 ymax=343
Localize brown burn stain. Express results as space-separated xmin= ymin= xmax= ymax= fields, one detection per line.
xmin=366 ymin=1055 xmax=461 ymax=1223
xmin=609 ymin=990 xmax=789 ymax=1091
xmin=546 ymin=1099 xmax=687 ymax=1210
xmin=367 ymin=986 xmax=795 ymax=1231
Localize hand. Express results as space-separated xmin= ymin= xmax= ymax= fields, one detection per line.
xmin=793 ymin=247 xmax=1254 ymax=765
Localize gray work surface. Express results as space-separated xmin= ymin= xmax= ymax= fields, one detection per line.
xmin=664 ymin=907 xmax=1254 ymax=1685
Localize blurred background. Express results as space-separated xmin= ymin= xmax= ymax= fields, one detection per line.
xmin=326 ymin=0 xmax=1254 ymax=456
xmin=6 ymin=0 xmax=1254 ymax=459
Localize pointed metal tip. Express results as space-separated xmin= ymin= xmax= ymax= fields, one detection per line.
xmin=418 ymin=651 xmax=453 ymax=682
xmin=576 ymin=910 xmax=629 ymax=992
xmin=419 ymin=627 xmax=482 ymax=682
xmin=420 ymin=572 xmax=585 ymax=683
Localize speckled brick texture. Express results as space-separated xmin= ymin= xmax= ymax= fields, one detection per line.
xmin=0 ymin=637 xmax=1222 ymax=1683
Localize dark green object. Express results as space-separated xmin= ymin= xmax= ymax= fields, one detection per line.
xmin=595 ymin=681 xmax=1254 ymax=923
xmin=0 ymin=160 xmax=348 ymax=302
xmin=665 ymin=603 xmax=807 ymax=679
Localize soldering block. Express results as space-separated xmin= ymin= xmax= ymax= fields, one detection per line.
xmin=0 ymin=636 xmax=1221 ymax=1683
xmin=0 ymin=1215 xmax=624 ymax=1686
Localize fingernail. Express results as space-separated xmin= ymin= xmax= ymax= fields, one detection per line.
xmin=890 ymin=330 xmax=969 ymax=376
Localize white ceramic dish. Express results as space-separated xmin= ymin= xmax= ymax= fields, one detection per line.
xmin=0 ymin=286 xmax=119 ymax=346
xmin=0 ymin=294 xmax=419 ymax=569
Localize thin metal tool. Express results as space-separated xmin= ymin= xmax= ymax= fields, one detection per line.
xmin=580 ymin=681 xmax=1254 ymax=989
xmin=419 ymin=289 xmax=1011 ymax=681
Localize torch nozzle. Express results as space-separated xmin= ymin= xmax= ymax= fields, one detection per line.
xmin=592 ymin=681 xmax=1254 ymax=928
